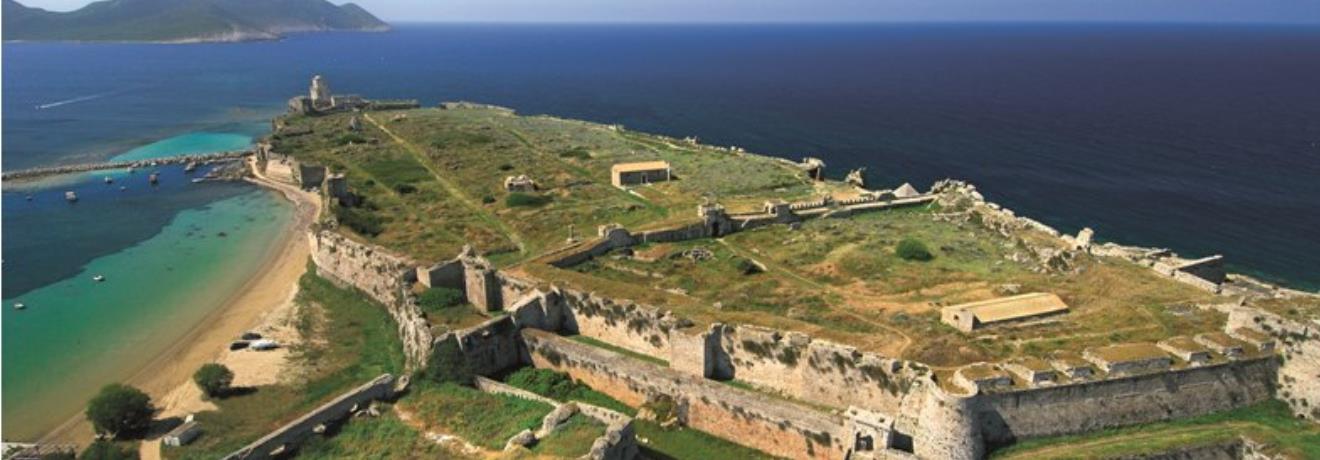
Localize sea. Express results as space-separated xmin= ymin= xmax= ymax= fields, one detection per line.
xmin=3 ymin=23 xmax=1320 ymax=440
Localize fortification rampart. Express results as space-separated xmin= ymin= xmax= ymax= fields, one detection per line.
xmin=1222 ymin=305 xmax=1320 ymax=420
xmin=521 ymin=329 xmax=857 ymax=460
xmin=308 ymin=230 xmax=432 ymax=369
xmin=222 ymin=374 xmax=396 ymax=460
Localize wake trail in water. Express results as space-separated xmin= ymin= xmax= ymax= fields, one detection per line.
xmin=35 ymin=88 xmax=135 ymax=110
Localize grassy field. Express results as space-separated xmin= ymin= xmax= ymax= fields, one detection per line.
xmin=275 ymin=106 xmax=1226 ymax=367
xmin=634 ymin=420 xmax=782 ymax=460
xmin=398 ymin=381 xmax=553 ymax=450
xmin=164 ymin=265 xmax=406 ymax=459
xmin=295 ymin=409 xmax=461 ymax=459
xmin=528 ymin=414 xmax=606 ymax=458
xmin=990 ymin=400 xmax=1320 ymax=459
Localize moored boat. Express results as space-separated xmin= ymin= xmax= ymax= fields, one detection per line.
xmin=65 ymin=191 xmax=78 ymax=202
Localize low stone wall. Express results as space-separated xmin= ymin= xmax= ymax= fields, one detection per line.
xmin=1224 ymin=306 xmax=1320 ymax=420
xmin=309 ymin=231 xmax=432 ymax=369
xmin=473 ymin=376 xmax=639 ymax=460
xmin=222 ymin=374 xmax=396 ymax=460
xmin=522 ymin=329 xmax=850 ymax=460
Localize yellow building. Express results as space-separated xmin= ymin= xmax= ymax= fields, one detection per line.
xmin=611 ymin=161 xmax=671 ymax=187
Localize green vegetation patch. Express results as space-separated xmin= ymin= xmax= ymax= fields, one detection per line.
xmin=400 ymin=381 xmax=553 ymax=450
xmin=295 ymin=409 xmax=458 ymax=459
xmin=529 ymin=414 xmax=606 ymax=458
xmin=634 ymin=420 xmax=780 ymax=460
xmin=991 ymin=400 xmax=1320 ymax=459
xmin=165 ymin=265 xmax=405 ymax=459
xmin=504 ymin=367 xmax=636 ymax=415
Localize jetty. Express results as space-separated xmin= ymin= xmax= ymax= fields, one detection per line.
xmin=1 ymin=151 xmax=250 ymax=181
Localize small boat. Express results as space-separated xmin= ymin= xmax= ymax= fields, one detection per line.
xmin=184 ymin=161 xmax=198 ymax=173
xmin=191 ymin=178 xmax=207 ymax=184
xmin=127 ymin=166 xmax=136 ymax=174
xmin=104 ymin=176 xmax=114 ymax=184
xmin=119 ymin=186 xmax=127 ymax=192
xmin=93 ymin=275 xmax=106 ymax=282
xmin=25 ymin=194 xmax=33 ymax=201
xmin=148 ymin=173 xmax=160 ymax=185
xmin=13 ymin=302 xmax=25 ymax=310
xmin=65 ymin=191 xmax=78 ymax=202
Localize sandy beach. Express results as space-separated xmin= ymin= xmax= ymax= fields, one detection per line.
xmin=37 ymin=165 xmax=321 ymax=448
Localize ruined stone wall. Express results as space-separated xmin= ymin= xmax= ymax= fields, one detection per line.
xmin=557 ymin=288 xmax=683 ymax=359
xmin=973 ymin=356 xmax=1276 ymax=445
xmin=1225 ymin=306 xmax=1320 ymax=420
xmin=712 ymin=325 xmax=924 ymax=416
xmin=522 ymin=329 xmax=850 ymax=460
xmin=223 ymin=375 xmax=396 ymax=460
xmin=443 ymin=316 xmax=525 ymax=376
xmin=309 ymin=231 xmax=432 ymax=369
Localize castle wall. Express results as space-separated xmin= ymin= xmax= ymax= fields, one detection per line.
xmin=973 ymin=356 xmax=1277 ymax=445
xmin=443 ymin=316 xmax=524 ymax=377
xmin=557 ymin=288 xmax=679 ymax=359
xmin=521 ymin=329 xmax=850 ymax=460
xmin=309 ymin=231 xmax=432 ymax=369
xmin=1225 ymin=306 xmax=1320 ymax=420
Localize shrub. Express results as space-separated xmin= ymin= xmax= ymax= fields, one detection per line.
xmin=504 ymin=368 xmax=634 ymax=415
xmin=335 ymin=205 xmax=384 ymax=237
xmin=481 ymin=195 xmax=496 ymax=204
xmin=736 ymin=258 xmax=764 ymax=275
xmin=193 ymin=363 xmax=235 ymax=399
xmin=558 ymin=147 xmax=591 ymax=160
xmin=426 ymin=338 xmax=473 ymax=385
xmin=498 ymin=163 xmax=514 ymax=171
xmin=85 ymin=383 xmax=154 ymax=439
xmin=505 ymin=192 xmax=551 ymax=208
xmin=394 ymin=184 xmax=418 ymax=194
xmin=336 ymin=133 xmax=367 ymax=145
xmin=80 ymin=440 xmax=136 ymax=460
xmin=896 ymin=238 xmax=934 ymax=261
xmin=419 ymin=287 xmax=465 ymax=312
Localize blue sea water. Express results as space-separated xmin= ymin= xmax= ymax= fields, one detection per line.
xmin=3 ymin=22 xmax=1320 ymax=438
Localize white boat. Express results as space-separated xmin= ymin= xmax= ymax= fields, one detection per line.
xmin=65 ymin=191 xmax=78 ymax=202
xmin=104 ymin=176 xmax=114 ymax=184
xmin=93 ymin=275 xmax=106 ymax=282
xmin=14 ymin=302 xmax=25 ymax=310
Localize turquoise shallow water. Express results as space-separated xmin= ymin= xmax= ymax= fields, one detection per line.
xmin=1 ymin=187 xmax=293 ymax=440
xmin=109 ymin=131 xmax=253 ymax=162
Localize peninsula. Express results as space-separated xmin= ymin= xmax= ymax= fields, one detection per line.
xmin=1 ymin=0 xmax=389 ymax=43
xmin=28 ymin=76 xmax=1319 ymax=460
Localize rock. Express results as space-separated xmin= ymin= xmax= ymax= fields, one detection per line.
xmin=537 ymin=403 xmax=579 ymax=437
xmin=504 ymin=429 xmax=536 ymax=451
xmin=995 ymin=284 xmax=1022 ymax=296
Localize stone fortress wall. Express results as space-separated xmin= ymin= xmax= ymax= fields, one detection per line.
xmin=223 ymin=374 xmax=398 ymax=460
xmin=295 ymin=169 xmax=1311 ymax=459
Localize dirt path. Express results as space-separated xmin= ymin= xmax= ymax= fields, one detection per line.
xmin=364 ymin=113 xmax=527 ymax=255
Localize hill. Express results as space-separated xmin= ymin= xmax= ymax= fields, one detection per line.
xmin=2 ymin=0 xmax=390 ymax=43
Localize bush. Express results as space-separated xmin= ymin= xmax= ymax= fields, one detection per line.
xmin=896 ymin=238 xmax=934 ymax=261
xmin=426 ymin=338 xmax=473 ymax=385
xmin=481 ymin=195 xmax=496 ymax=204
xmin=558 ymin=147 xmax=591 ymax=160
xmin=394 ymin=184 xmax=418 ymax=194
xmin=85 ymin=383 xmax=154 ymax=438
xmin=504 ymin=368 xmax=634 ymax=415
xmin=336 ymin=133 xmax=367 ymax=145
xmin=498 ymin=163 xmax=514 ymax=171
xmin=419 ymin=287 xmax=464 ymax=312
xmin=736 ymin=258 xmax=763 ymax=275
xmin=335 ymin=205 xmax=384 ymax=237
xmin=505 ymin=192 xmax=551 ymax=208
xmin=193 ymin=363 xmax=235 ymax=399
xmin=80 ymin=440 xmax=136 ymax=460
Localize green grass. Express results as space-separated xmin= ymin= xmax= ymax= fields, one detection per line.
xmin=529 ymin=414 xmax=605 ymax=458
xmin=568 ymin=335 xmax=670 ymax=367
xmin=295 ymin=409 xmax=460 ymax=459
xmin=164 ymin=265 xmax=405 ymax=459
xmin=400 ymin=381 xmax=553 ymax=450
xmin=991 ymin=400 xmax=1320 ymax=459
xmin=503 ymin=367 xmax=637 ymax=416
xmin=634 ymin=420 xmax=780 ymax=460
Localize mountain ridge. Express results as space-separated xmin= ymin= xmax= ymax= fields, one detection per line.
xmin=2 ymin=0 xmax=390 ymax=43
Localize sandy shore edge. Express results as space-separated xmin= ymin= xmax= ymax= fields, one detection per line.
xmin=37 ymin=165 xmax=321 ymax=448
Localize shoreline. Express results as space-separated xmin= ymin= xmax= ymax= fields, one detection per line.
xmin=35 ymin=169 xmax=321 ymax=447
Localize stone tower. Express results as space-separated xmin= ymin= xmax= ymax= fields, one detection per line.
xmin=310 ymin=75 xmax=331 ymax=109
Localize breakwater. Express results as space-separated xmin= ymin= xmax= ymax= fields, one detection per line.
xmin=1 ymin=151 xmax=250 ymax=181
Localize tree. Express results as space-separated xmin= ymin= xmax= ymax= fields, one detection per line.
xmin=896 ymin=238 xmax=934 ymax=261
xmin=80 ymin=440 xmax=138 ymax=460
xmin=85 ymin=384 xmax=154 ymax=439
xmin=193 ymin=363 xmax=235 ymax=398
